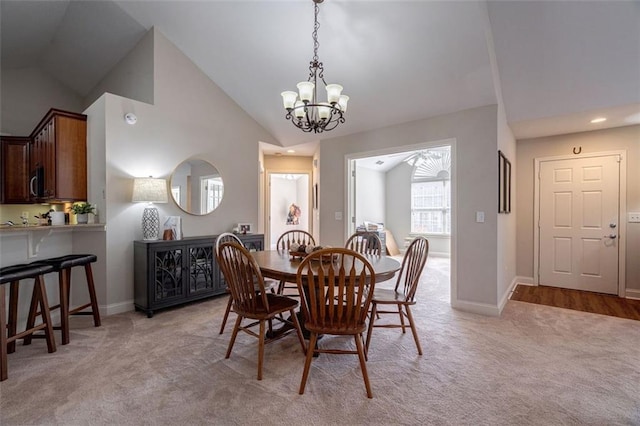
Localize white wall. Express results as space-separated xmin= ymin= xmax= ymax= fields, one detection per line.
xmin=86 ymin=28 xmax=278 ymax=313
xmin=319 ymin=105 xmax=501 ymax=314
xmin=269 ymin=175 xmax=310 ymax=249
xmin=385 ymin=161 xmax=451 ymax=256
xmin=355 ymin=166 xmax=385 ymax=226
xmin=386 ymin=162 xmax=412 ymax=250
xmin=496 ymin=102 xmax=517 ymax=310
xmin=83 ymin=27 xmax=154 ymax=109
xmin=1 ymin=67 xmax=83 ymax=135
xmin=295 ymin=175 xmax=310 ymax=231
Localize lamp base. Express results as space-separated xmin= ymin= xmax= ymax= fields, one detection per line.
xmin=142 ymin=206 xmax=160 ymax=240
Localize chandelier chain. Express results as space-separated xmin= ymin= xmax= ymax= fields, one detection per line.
xmin=312 ymin=2 xmax=320 ymax=63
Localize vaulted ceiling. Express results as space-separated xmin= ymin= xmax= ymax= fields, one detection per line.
xmin=2 ymin=0 xmax=638 ymax=149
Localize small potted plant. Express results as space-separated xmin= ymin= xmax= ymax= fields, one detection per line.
xmin=69 ymin=202 xmax=96 ymax=224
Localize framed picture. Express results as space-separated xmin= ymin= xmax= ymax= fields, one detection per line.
xmin=237 ymin=223 xmax=252 ymax=234
xmin=314 ymin=183 xmax=319 ymax=210
xmin=498 ymin=150 xmax=511 ymax=214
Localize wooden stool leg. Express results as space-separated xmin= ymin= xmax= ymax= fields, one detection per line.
xmin=7 ymin=282 xmax=19 ymax=353
xmin=0 ymin=285 xmax=8 ymax=381
xmin=84 ymin=264 xmax=101 ymax=327
xmin=22 ymin=282 xmax=40 ymax=346
xmin=35 ymin=276 xmax=56 ymax=353
xmin=59 ymin=269 xmax=70 ymax=345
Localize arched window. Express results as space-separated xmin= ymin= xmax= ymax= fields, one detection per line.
xmin=408 ymin=146 xmax=451 ymax=235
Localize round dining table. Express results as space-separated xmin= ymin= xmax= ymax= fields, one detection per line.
xmin=251 ymin=250 xmax=401 ymax=345
xmin=251 ymin=250 xmax=401 ymax=284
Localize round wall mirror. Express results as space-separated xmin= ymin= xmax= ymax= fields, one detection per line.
xmin=170 ymin=158 xmax=224 ymax=215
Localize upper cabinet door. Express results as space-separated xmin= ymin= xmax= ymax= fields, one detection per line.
xmin=0 ymin=137 xmax=31 ymax=203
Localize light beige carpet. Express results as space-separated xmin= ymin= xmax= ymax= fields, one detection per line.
xmin=1 ymin=257 xmax=639 ymax=425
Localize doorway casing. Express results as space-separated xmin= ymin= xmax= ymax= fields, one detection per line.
xmin=345 ymin=138 xmax=456 ymax=306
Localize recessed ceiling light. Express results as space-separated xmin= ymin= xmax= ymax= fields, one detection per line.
xmin=590 ymin=117 xmax=607 ymax=123
xmin=287 ymin=149 xmax=295 ymax=153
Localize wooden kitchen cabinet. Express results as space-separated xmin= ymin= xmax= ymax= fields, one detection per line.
xmin=29 ymin=109 xmax=87 ymax=202
xmin=0 ymin=137 xmax=31 ymax=203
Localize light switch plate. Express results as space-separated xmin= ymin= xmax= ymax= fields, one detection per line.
xmin=335 ymin=211 xmax=343 ymax=220
xmin=476 ymin=211 xmax=485 ymax=223
xmin=628 ymin=212 xmax=640 ymax=223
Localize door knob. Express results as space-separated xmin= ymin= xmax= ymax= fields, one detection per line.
xmin=604 ymin=234 xmax=617 ymax=239
xmin=609 ymin=223 xmax=617 ymax=228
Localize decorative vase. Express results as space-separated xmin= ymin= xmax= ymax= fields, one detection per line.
xmin=77 ymin=213 xmax=89 ymax=224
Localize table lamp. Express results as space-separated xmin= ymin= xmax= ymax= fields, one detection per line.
xmin=132 ymin=177 xmax=168 ymax=240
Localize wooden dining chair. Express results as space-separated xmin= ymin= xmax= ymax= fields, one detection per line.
xmin=216 ymin=232 xmax=276 ymax=334
xmin=275 ymin=230 xmax=316 ymax=295
xmin=365 ymin=236 xmax=429 ymax=356
xmin=345 ymin=231 xmax=384 ymax=256
xmin=217 ymin=241 xmax=306 ymax=380
xmin=296 ymin=248 xmax=376 ymax=398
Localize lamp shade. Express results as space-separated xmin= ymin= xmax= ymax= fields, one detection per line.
xmin=132 ymin=178 xmax=168 ymax=203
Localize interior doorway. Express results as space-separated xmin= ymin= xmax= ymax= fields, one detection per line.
xmin=346 ymin=143 xmax=452 ymax=259
xmin=268 ymin=172 xmax=311 ymax=250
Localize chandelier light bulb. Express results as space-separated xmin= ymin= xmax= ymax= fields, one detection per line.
xmin=338 ymin=95 xmax=349 ymax=112
xmin=318 ymin=103 xmax=331 ymax=120
xmin=281 ymin=91 xmax=298 ymax=109
xmin=294 ymin=101 xmax=306 ymax=118
xmin=297 ymin=82 xmax=315 ymax=102
xmin=325 ymin=84 xmax=343 ymax=104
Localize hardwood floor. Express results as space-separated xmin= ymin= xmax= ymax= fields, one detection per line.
xmin=511 ymin=284 xmax=640 ymax=321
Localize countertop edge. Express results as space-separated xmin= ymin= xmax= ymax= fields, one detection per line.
xmin=0 ymin=223 xmax=106 ymax=234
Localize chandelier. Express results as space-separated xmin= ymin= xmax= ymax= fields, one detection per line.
xmin=281 ymin=0 xmax=349 ymax=133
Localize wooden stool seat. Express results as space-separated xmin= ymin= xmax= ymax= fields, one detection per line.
xmin=27 ymin=254 xmax=101 ymax=345
xmin=0 ymin=263 xmax=57 ymax=381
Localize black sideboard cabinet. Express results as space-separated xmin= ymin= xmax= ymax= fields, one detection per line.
xmin=134 ymin=234 xmax=264 ymax=318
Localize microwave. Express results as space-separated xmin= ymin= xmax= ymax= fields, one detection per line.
xmin=30 ymin=166 xmax=44 ymax=198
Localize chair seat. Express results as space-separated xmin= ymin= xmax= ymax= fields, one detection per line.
xmin=234 ymin=293 xmax=298 ymax=319
xmin=225 ymin=279 xmax=277 ymax=294
xmin=305 ymin=318 xmax=367 ymax=335
xmin=0 ymin=264 xmax=55 ymax=284
xmin=372 ymin=288 xmax=415 ymax=305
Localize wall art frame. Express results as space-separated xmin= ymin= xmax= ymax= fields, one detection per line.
xmin=498 ymin=150 xmax=511 ymax=214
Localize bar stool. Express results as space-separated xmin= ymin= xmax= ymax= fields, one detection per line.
xmin=0 ymin=263 xmax=57 ymax=381
xmin=25 ymin=254 xmax=101 ymax=346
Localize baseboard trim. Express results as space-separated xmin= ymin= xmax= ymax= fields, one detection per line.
xmin=451 ymin=299 xmax=500 ymax=317
xmin=431 ymin=251 xmax=450 ymax=258
xmin=105 ymin=300 xmax=134 ymax=316
xmin=515 ymin=276 xmax=535 ymax=285
xmin=626 ymin=289 xmax=640 ymax=300
xmin=498 ymin=277 xmax=520 ymax=314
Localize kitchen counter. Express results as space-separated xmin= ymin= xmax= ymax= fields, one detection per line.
xmin=0 ymin=223 xmax=105 ymax=234
xmin=0 ymin=223 xmax=106 ymax=260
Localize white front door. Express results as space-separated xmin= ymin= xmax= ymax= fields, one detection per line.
xmin=538 ymin=154 xmax=621 ymax=294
